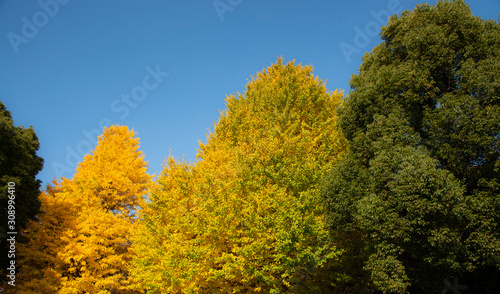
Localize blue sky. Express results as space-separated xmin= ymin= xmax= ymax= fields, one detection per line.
xmin=1 ymin=0 xmax=498 ymax=187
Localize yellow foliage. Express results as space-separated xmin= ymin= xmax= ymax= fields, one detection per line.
xmin=131 ymin=58 xmax=347 ymax=293
xmin=17 ymin=125 xmax=151 ymax=293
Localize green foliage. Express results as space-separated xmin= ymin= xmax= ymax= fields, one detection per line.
xmin=0 ymin=101 xmax=43 ymax=232
xmin=131 ymin=58 xmax=348 ymax=293
xmin=5 ymin=2 xmax=499 ymax=292
xmin=0 ymin=101 xmax=43 ymax=282
xmin=322 ymin=1 xmax=500 ymax=292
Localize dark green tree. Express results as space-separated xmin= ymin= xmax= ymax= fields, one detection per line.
xmin=322 ymin=1 xmax=500 ymax=292
xmin=0 ymin=101 xmax=44 ymax=280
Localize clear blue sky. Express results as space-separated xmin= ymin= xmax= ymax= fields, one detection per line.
xmin=1 ymin=0 xmax=498 ymax=187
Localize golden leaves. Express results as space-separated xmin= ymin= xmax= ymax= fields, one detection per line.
xmin=131 ymin=59 xmax=347 ymax=293
xmin=18 ymin=125 xmax=151 ymax=293
xmin=17 ymin=60 xmax=347 ymax=293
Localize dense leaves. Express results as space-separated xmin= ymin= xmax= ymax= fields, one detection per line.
xmin=130 ymin=58 xmax=347 ymax=293
xmin=6 ymin=1 xmax=499 ymax=292
xmin=0 ymin=101 xmax=43 ymax=280
xmin=17 ymin=126 xmax=151 ymax=293
xmin=322 ymin=0 xmax=500 ymax=292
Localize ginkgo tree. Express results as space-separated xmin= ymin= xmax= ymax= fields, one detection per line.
xmin=130 ymin=58 xmax=347 ymax=293
xmin=17 ymin=125 xmax=151 ymax=294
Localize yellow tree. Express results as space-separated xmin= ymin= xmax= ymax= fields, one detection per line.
xmin=131 ymin=58 xmax=347 ymax=293
xmin=17 ymin=125 xmax=151 ymax=293
xmin=13 ymin=180 xmax=75 ymax=294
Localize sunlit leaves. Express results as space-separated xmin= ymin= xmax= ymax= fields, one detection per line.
xmin=131 ymin=58 xmax=347 ymax=293
xmin=18 ymin=125 xmax=151 ymax=293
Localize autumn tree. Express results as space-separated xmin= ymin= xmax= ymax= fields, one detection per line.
xmin=131 ymin=58 xmax=347 ymax=293
xmin=0 ymin=101 xmax=43 ymax=281
xmin=322 ymin=1 xmax=500 ymax=292
xmin=17 ymin=125 xmax=151 ymax=293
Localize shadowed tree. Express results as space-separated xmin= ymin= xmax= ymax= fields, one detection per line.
xmin=322 ymin=1 xmax=500 ymax=292
xmin=0 ymin=101 xmax=43 ymax=286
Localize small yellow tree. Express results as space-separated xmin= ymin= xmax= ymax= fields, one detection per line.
xmin=17 ymin=125 xmax=151 ymax=293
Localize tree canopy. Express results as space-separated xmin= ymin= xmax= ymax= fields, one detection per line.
xmin=0 ymin=101 xmax=43 ymax=233
xmin=6 ymin=1 xmax=500 ymax=292
xmin=0 ymin=101 xmax=43 ymax=283
xmin=17 ymin=125 xmax=151 ymax=293
xmin=130 ymin=58 xmax=348 ymax=293
xmin=322 ymin=0 xmax=500 ymax=292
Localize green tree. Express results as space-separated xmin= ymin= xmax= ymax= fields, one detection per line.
xmin=131 ymin=58 xmax=348 ymax=293
xmin=322 ymin=1 xmax=500 ymax=292
xmin=0 ymin=101 xmax=43 ymax=283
